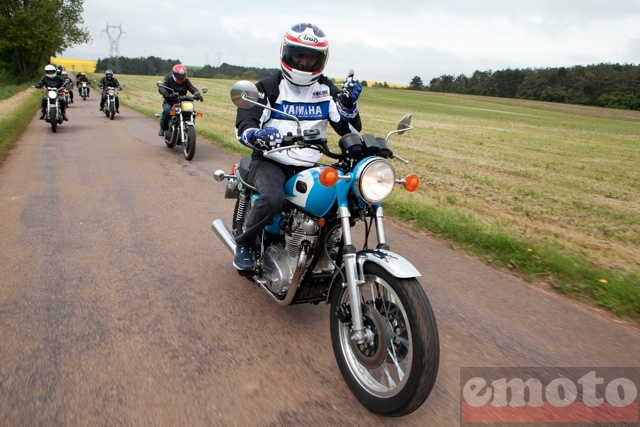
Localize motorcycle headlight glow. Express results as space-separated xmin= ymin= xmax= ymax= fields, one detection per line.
xmin=355 ymin=158 xmax=396 ymax=204
xmin=181 ymin=101 xmax=194 ymax=111
xmin=47 ymin=90 xmax=57 ymax=99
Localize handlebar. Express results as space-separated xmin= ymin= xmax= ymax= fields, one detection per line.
xmin=272 ymin=131 xmax=341 ymax=159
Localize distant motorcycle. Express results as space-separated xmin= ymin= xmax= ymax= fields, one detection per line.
xmin=39 ymin=86 xmax=64 ymax=133
xmin=154 ymin=82 xmax=207 ymax=161
xmin=63 ymin=88 xmax=72 ymax=107
xmin=98 ymin=84 xmax=121 ymax=120
xmin=78 ymin=81 xmax=89 ymax=100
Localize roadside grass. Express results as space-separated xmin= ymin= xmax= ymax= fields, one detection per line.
xmin=0 ymin=88 xmax=40 ymax=162
xmin=5 ymin=74 xmax=639 ymax=320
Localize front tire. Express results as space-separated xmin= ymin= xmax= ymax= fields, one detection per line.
xmin=330 ymin=263 xmax=439 ymax=416
xmin=183 ymin=126 xmax=196 ymax=161
xmin=109 ymin=104 xmax=115 ymax=120
xmin=49 ymin=108 xmax=57 ymax=133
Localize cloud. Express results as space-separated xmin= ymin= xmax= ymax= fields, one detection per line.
xmin=63 ymin=1 xmax=640 ymax=85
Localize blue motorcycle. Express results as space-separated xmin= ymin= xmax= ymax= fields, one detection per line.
xmin=212 ymin=81 xmax=439 ymax=416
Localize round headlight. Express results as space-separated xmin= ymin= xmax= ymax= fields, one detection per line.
xmin=181 ymin=101 xmax=194 ymax=111
xmin=355 ymin=158 xmax=396 ymax=204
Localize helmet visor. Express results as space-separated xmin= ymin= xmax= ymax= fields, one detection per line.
xmin=282 ymin=44 xmax=328 ymax=73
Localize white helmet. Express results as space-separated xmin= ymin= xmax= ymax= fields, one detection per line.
xmin=280 ymin=23 xmax=329 ymax=86
xmin=45 ymin=64 xmax=56 ymax=76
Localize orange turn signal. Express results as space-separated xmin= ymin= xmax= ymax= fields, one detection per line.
xmin=404 ymin=174 xmax=419 ymax=192
xmin=196 ymin=112 xmax=203 ymax=117
xmin=319 ymin=167 xmax=339 ymax=187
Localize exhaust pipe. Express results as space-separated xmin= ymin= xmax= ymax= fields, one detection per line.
xmin=211 ymin=219 xmax=236 ymax=254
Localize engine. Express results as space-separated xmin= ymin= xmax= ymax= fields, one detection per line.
xmin=261 ymin=210 xmax=320 ymax=296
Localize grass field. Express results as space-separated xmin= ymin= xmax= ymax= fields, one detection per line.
xmin=41 ymin=74 xmax=640 ymax=319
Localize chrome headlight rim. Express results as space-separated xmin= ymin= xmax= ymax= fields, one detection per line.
xmin=354 ymin=158 xmax=396 ymax=204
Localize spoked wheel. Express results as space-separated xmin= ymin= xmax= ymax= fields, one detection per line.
xmin=49 ymin=109 xmax=57 ymax=133
xmin=183 ymin=126 xmax=196 ymax=161
xmin=330 ymin=263 xmax=439 ymax=416
xmin=109 ymin=105 xmax=115 ymax=120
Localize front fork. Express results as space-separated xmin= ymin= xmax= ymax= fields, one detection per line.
xmin=338 ymin=205 xmax=387 ymax=345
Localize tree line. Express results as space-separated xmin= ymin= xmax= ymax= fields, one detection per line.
xmin=0 ymin=0 xmax=90 ymax=81
xmin=95 ymin=57 xmax=280 ymax=81
xmin=410 ymin=63 xmax=640 ymax=110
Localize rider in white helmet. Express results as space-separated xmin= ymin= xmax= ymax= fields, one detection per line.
xmin=60 ymin=70 xmax=74 ymax=104
xmin=231 ymin=22 xmax=363 ymax=271
xmin=34 ymin=64 xmax=68 ymax=121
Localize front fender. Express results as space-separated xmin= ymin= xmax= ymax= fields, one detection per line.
xmin=326 ymin=249 xmax=421 ymax=304
xmin=357 ymin=249 xmax=421 ymax=278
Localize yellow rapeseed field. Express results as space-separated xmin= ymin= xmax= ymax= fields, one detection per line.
xmin=49 ymin=57 xmax=96 ymax=74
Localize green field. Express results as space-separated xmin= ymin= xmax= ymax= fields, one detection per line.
xmin=29 ymin=74 xmax=640 ymax=318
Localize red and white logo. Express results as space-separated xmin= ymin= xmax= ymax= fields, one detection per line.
xmin=461 ymin=368 xmax=639 ymax=424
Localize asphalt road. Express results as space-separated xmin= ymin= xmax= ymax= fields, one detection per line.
xmin=1 ymin=94 xmax=639 ymax=426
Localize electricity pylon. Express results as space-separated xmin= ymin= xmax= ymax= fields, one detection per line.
xmin=102 ymin=23 xmax=126 ymax=73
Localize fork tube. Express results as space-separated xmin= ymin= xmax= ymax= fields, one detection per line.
xmin=374 ymin=206 xmax=389 ymax=249
xmin=339 ymin=206 xmax=366 ymax=344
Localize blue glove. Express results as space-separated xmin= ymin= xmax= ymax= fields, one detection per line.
xmin=339 ymin=77 xmax=362 ymax=107
xmin=240 ymin=127 xmax=282 ymax=151
xmin=337 ymin=77 xmax=362 ymax=122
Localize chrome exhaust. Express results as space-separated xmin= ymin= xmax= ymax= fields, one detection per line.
xmin=211 ymin=219 xmax=236 ymax=254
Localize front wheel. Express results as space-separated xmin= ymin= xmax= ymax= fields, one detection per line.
xmin=330 ymin=263 xmax=439 ymax=416
xmin=109 ymin=104 xmax=115 ymax=120
xmin=49 ymin=108 xmax=57 ymax=133
xmin=183 ymin=126 xmax=196 ymax=161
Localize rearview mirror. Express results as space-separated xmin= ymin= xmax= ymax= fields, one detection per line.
xmin=201 ymin=87 xmax=208 ymax=94
xmin=230 ymin=80 xmax=260 ymax=110
xmin=396 ymin=114 xmax=412 ymax=135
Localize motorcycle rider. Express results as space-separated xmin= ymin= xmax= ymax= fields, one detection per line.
xmin=232 ymin=22 xmax=363 ymax=271
xmin=60 ymin=70 xmax=74 ymax=104
xmin=35 ymin=64 xmax=68 ymax=121
xmin=157 ymin=64 xmax=203 ymax=137
xmin=98 ymin=69 xmax=122 ymax=113
xmin=77 ymin=72 xmax=91 ymax=97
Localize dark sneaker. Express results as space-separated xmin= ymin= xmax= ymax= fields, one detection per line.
xmin=99 ymin=107 xmax=103 ymax=111
xmin=233 ymin=244 xmax=255 ymax=271
xmin=62 ymin=113 xmax=68 ymax=121
xmin=116 ymin=109 xmax=119 ymax=114
xmin=38 ymin=112 xmax=45 ymax=120
xmin=158 ymin=128 xmax=165 ymax=137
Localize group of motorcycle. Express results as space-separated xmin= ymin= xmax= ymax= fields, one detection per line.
xmin=37 ymin=78 xmax=124 ymax=133
xmin=34 ymin=69 xmax=441 ymax=416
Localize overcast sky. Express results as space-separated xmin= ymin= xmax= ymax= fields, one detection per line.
xmin=62 ymin=0 xmax=640 ymax=85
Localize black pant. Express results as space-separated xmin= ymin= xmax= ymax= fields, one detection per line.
xmin=234 ymin=157 xmax=303 ymax=246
